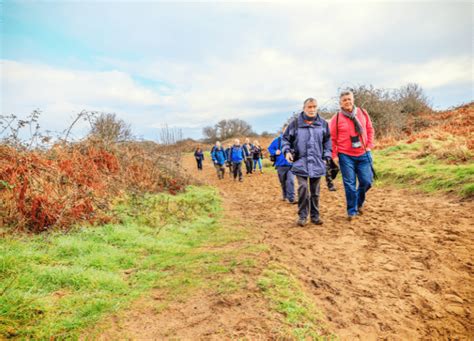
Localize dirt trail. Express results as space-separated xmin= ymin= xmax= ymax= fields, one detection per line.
xmin=182 ymin=157 xmax=474 ymax=340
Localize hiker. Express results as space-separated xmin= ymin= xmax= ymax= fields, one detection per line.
xmin=330 ymin=90 xmax=375 ymax=220
xmin=228 ymin=139 xmax=245 ymax=182
xmin=252 ymin=140 xmax=264 ymax=174
xmin=194 ymin=146 xmax=204 ymax=171
xmin=281 ymin=98 xmax=332 ymax=227
xmin=224 ymin=144 xmax=233 ymax=175
xmin=268 ymin=124 xmax=296 ymax=204
xmin=211 ymin=141 xmax=227 ymax=179
xmin=242 ymin=138 xmax=254 ymax=175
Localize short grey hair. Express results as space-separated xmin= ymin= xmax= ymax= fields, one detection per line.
xmin=303 ymin=97 xmax=317 ymax=106
xmin=339 ymin=90 xmax=354 ymax=98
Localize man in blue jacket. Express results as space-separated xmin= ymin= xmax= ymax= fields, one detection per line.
xmin=281 ymin=98 xmax=332 ymax=227
xmin=211 ymin=141 xmax=227 ymax=180
xmin=228 ymin=138 xmax=245 ymax=182
xmin=268 ymin=124 xmax=296 ymax=204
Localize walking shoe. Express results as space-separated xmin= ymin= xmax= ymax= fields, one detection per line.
xmin=358 ymin=207 xmax=364 ymax=215
xmin=311 ymin=218 xmax=323 ymax=225
xmin=347 ymin=215 xmax=356 ymax=221
xmin=296 ymin=218 xmax=307 ymax=227
xmin=288 ymin=200 xmax=298 ymax=205
xmin=239 ymin=178 xmax=243 ymax=182
xmin=328 ymin=186 xmax=336 ymax=192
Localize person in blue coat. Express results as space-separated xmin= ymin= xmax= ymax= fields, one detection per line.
xmin=194 ymin=146 xmax=205 ymax=171
xmin=268 ymin=124 xmax=296 ymax=204
xmin=228 ymin=138 xmax=245 ymax=182
xmin=281 ymin=98 xmax=332 ymax=227
xmin=211 ymin=141 xmax=227 ymax=180
xmin=224 ymin=143 xmax=233 ymax=175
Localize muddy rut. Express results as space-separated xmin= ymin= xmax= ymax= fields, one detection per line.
xmin=182 ymin=156 xmax=473 ymax=340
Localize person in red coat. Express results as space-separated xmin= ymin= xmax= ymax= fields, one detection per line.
xmin=330 ymin=90 xmax=375 ymax=220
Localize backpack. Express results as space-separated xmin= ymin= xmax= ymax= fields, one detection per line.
xmin=270 ymin=137 xmax=281 ymax=163
xmin=230 ymin=146 xmax=243 ymax=161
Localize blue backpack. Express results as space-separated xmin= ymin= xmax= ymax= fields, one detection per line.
xmin=230 ymin=146 xmax=243 ymax=162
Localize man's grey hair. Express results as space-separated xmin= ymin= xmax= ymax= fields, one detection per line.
xmin=303 ymin=97 xmax=317 ymax=106
xmin=339 ymin=90 xmax=354 ymax=98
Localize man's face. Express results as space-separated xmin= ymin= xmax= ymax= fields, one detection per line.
xmin=303 ymin=101 xmax=318 ymax=116
xmin=235 ymin=139 xmax=240 ymax=145
xmin=245 ymin=138 xmax=250 ymax=144
xmin=216 ymin=142 xmax=221 ymax=148
xmin=340 ymin=94 xmax=354 ymax=111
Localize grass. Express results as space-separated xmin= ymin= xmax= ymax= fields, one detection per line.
xmin=257 ymin=263 xmax=335 ymax=340
xmin=373 ymin=138 xmax=474 ymax=198
xmin=0 ymin=185 xmax=332 ymax=339
xmin=0 ymin=186 xmax=246 ymax=339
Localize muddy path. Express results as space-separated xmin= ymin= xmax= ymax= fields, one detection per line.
xmin=181 ymin=156 xmax=473 ymax=340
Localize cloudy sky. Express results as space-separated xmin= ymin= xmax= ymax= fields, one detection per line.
xmin=2 ymin=1 xmax=473 ymax=140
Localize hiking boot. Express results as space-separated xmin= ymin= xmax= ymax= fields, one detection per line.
xmin=311 ymin=218 xmax=323 ymax=225
xmin=358 ymin=207 xmax=364 ymax=215
xmin=239 ymin=178 xmax=243 ymax=182
xmin=288 ymin=200 xmax=298 ymax=205
xmin=347 ymin=215 xmax=356 ymax=221
xmin=296 ymin=218 xmax=307 ymax=227
xmin=328 ymin=186 xmax=336 ymax=192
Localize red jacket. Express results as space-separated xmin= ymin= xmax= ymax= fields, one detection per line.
xmin=330 ymin=107 xmax=374 ymax=159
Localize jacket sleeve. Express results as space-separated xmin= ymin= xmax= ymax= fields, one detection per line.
xmin=268 ymin=138 xmax=278 ymax=155
xmin=323 ymin=122 xmax=332 ymax=159
xmin=281 ymin=121 xmax=295 ymax=156
xmin=329 ymin=115 xmax=338 ymax=159
xmin=364 ymin=110 xmax=375 ymax=150
xmin=211 ymin=149 xmax=216 ymax=161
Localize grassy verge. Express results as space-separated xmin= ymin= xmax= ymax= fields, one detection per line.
xmin=1 ymin=185 xmax=331 ymax=339
xmin=0 ymin=186 xmax=247 ymax=339
xmin=373 ymin=138 xmax=474 ymax=198
xmin=258 ymin=263 xmax=335 ymax=340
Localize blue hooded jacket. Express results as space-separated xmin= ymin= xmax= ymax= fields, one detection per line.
xmin=211 ymin=147 xmax=227 ymax=165
xmin=281 ymin=112 xmax=332 ymax=178
xmin=268 ymin=135 xmax=292 ymax=167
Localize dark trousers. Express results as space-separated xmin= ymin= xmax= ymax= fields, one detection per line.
xmin=232 ymin=162 xmax=243 ymax=180
xmin=326 ymin=174 xmax=335 ymax=189
xmin=214 ymin=163 xmax=225 ymax=179
xmin=277 ymin=166 xmax=295 ymax=201
xmin=296 ymin=176 xmax=321 ymax=220
xmin=196 ymin=158 xmax=203 ymax=170
xmin=244 ymin=158 xmax=253 ymax=174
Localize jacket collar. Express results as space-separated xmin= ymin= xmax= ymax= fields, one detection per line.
xmin=297 ymin=112 xmax=323 ymax=128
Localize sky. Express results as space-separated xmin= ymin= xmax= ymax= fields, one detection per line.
xmin=1 ymin=1 xmax=473 ymax=141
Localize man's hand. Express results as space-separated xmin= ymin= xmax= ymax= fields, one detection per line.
xmin=285 ymin=152 xmax=293 ymax=163
xmin=276 ymin=149 xmax=281 ymax=155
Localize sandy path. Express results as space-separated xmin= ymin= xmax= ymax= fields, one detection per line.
xmin=182 ymin=156 xmax=473 ymax=340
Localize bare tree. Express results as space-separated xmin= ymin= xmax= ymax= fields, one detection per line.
xmin=89 ymin=113 xmax=133 ymax=143
xmin=158 ymin=123 xmax=183 ymax=145
xmin=202 ymin=119 xmax=254 ymax=142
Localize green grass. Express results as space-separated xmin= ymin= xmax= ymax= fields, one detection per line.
xmin=257 ymin=263 xmax=335 ymax=340
xmin=1 ymin=185 xmax=332 ymax=339
xmin=0 ymin=186 xmax=246 ymax=339
xmin=373 ymin=140 xmax=474 ymax=198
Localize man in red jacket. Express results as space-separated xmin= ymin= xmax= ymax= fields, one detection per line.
xmin=330 ymin=90 xmax=375 ymax=220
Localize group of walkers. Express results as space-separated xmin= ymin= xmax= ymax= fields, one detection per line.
xmin=194 ymin=90 xmax=375 ymax=226
xmin=194 ymin=138 xmax=265 ymax=182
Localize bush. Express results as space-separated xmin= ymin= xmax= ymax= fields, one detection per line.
xmin=0 ymin=112 xmax=189 ymax=233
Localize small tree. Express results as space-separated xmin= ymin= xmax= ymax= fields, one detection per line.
xmin=89 ymin=113 xmax=133 ymax=143
xmin=202 ymin=119 xmax=254 ymax=142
